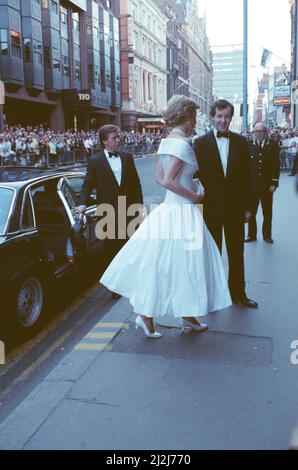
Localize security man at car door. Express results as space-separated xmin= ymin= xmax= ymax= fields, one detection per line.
xmin=245 ymin=123 xmax=280 ymax=244
xmin=76 ymin=125 xmax=143 ymax=298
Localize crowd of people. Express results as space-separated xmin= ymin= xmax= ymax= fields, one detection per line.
xmin=0 ymin=124 xmax=164 ymax=167
xmin=0 ymin=123 xmax=297 ymax=175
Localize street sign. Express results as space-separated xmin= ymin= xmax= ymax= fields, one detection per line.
xmin=274 ymin=85 xmax=291 ymax=98
xmin=273 ymin=97 xmax=291 ymax=106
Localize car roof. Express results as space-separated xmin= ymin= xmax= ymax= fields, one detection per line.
xmin=0 ymin=166 xmax=86 ymax=185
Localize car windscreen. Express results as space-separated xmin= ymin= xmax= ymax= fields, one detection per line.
xmin=0 ymin=187 xmax=14 ymax=234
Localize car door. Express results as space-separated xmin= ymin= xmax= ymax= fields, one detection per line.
xmin=57 ymin=176 xmax=101 ymax=255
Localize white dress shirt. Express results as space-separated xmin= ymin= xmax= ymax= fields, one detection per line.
xmin=104 ymin=149 xmax=122 ymax=186
xmin=214 ymin=129 xmax=229 ymax=177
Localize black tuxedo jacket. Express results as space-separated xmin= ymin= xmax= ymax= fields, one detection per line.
xmin=248 ymin=139 xmax=280 ymax=193
xmin=193 ymin=131 xmax=252 ymax=229
xmin=80 ymin=149 xmax=143 ymax=210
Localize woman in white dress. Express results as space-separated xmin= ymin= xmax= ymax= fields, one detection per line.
xmin=100 ymin=96 xmax=232 ymax=338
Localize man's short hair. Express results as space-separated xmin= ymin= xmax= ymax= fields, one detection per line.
xmin=210 ymin=99 xmax=235 ymax=118
xmin=98 ymin=125 xmax=120 ymax=146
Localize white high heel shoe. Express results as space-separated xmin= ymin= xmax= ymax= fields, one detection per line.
xmin=135 ymin=316 xmax=163 ymax=339
xmin=180 ymin=318 xmax=208 ymax=333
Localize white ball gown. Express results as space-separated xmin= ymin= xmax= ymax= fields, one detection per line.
xmin=100 ymin=137 xmax=232 ymax=318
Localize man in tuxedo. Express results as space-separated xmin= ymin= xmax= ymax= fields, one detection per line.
xmin=76 ymin=125 xmax=143 ymax=295
xmin=194 ymin=99 xmax=258 ymax=308
xmin=245 ymin=123 xmax=280 ymax=244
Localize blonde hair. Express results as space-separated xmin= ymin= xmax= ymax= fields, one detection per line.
xmin=162 ymin=95 xmax=199 ymax=128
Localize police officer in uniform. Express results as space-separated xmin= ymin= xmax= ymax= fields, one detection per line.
xmin=245 ymin=123 xmax=280 ymax=244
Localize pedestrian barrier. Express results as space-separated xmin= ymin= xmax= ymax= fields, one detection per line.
xmin=0 ymin=143 xmax=160 ymax=168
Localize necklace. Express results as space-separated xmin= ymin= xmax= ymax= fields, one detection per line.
xmin=171 ymin=127 xmax=187 ymax=138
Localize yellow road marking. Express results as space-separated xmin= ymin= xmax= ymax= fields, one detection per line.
xmin=75 ymin=343 xmax=112 ymax=351
xmin=94 ymin=322 xmax=129 ymax=329
xmin=86 ymin=332 xmax=116 ymax=339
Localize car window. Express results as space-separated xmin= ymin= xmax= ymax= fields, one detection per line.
xmin=66 ymin=176 xmax=96 ymax=205
xmin=0 ymin=187 xmax=14 ymax=234
xmin=58 ymin=178 xmax=77 ymax=211
xmin=66 ymin=176 xmax=84 ymax=196
xmin=21 ymin=193 xmax=34 ymax=229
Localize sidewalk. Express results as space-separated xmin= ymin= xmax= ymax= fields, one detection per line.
xmin=0 ymin=174 xmax=298 ymax=450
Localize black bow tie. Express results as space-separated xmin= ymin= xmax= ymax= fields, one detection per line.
xmin=217 ymin=131 xmax=230 ymax=139
xmin=108 ymin=151 xmax=119 ymax=158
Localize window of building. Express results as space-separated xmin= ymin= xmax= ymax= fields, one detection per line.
xmin=61 ymin=38 xmax=69 ymax=76
xmin=158 ymin=48 xmax=162 ymax=67
xmin=0 ymin=29 xmax=8 ymax=56
xmin=153 ymin=44 xmax=156 ymax=63
xmin=33 ymin=39 xmax=43 ymax=65
xmin=94 ymin=64 xmax=100 ymax=86
xmin=99 ymin=24 xmax=104 ymax=41
xmin=74 ymin=43 xmax=81 ymax=81
xmin=23 ymin=37 xmax=31 ymax=62
xmin=116 ymin=75 xmax=120 ymax=92
xmin=73 ymin=12 xmax=80 ymax=32
xmin=52 ymin=48 xmax=60 ymax=71
xmin=11 ymin=31 xmax=21 ymax=58
xmin=60 ymin=7 xmax=67 ymax=25
xmin=51 ymin=0 xmax=58 ymax=15
xmin=106 ymin=71 xmax=111 ymax=88
xmin=86 ymin=16 xmax=92 ymax=36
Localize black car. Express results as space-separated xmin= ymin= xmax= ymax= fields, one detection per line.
xmin=0 ymin=167 xmax=101 ymax=337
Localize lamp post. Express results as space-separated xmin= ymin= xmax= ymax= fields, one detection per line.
xmin=243 ymin=0 xmax=248 ymax=135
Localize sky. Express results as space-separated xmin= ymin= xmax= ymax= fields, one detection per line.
xmin=198 ymin=0 xmax=292 ymax=110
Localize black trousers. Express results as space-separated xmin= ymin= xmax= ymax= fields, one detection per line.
xmin=290 ymin=153 xmax=298 ymax=176
xmin=248 ymin=190 xmax=273 ymax=239
xmin=206 ymin=217 xmax=246 ymax=300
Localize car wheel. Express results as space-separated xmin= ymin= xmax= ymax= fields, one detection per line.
xmin=15 ymin=275 xmax=45 ymax=329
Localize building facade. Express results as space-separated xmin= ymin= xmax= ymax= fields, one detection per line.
xmin=0 ymin=0 xmax=121 ymax=130
xmin=153 ymin=0 xmax=179 ymax=101
xmin=119 ymin=0 xmax=167 ymax=131
xmin=182 ymin=0 xmax=212 ymax=134
xmin=212 ymin=44 xmax=243 ymax=132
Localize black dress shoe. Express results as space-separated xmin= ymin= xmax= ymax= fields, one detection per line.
xmin=111 ymin=292 xmax=121 ymax=300
xmin=263 ymin=237 xmax=274 ymax=244
xmin=232 ymin=297 xmax=258 ymax=308
xmin=245 ymin=237 xmax=257 ymax=243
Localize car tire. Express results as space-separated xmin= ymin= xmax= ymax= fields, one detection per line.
xmin=11 ymin=272 xmax=47 ymax=336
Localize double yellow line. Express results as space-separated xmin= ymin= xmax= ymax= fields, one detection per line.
xmin=75 ymin=322 xmax=129 ymax=352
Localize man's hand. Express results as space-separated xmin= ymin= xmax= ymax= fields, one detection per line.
xmin=75 ymin=205 xmax=87 ymax=214
xmin=244 ymin=210 xmax=251 ymax=223
xmin=193 ymin=193 xmax=204 ymax=204
xmin=269 ymin=186 xmax=277 ymax=193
